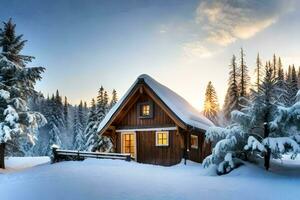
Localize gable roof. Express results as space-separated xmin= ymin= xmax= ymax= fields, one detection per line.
xmin=97 ymin=74 xmax=214 ymax=134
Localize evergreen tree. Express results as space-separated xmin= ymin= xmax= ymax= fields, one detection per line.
xmin=109 ymin=89 xmax=118 ymax=109
xmin=203 ymin=81 xmax=219 ymax=124
xmin=286 ymin=65 xmax=298 ymax=105
xmin=223 ymin=55 xmax=239 ymax=121
xmin=63 ymin=96 xmax=68 ymax=128
xmin=0 ymin=19 xmax=34 ymax=66
xmin=255 ymin=53 xmax=263 ymax=91
xmin=238 ymin=48 xmax=250 ymax=101
xmin=272 ymin=54 xmax=277 ymax=78
xmin=276 ymin=57 xmax=287 ymax=105
xmin=0 ymin=20 xmax=46 ymax=166
xmin=73 ymin=106 xmax=84 ymax=150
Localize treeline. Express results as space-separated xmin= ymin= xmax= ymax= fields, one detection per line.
xmin=203 ymin=48 xmax=300 ymax=125
xmin=30 ymin=87 xmax=118 ymax=156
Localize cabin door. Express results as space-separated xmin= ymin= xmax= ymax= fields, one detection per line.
xmin=121 ymin=132 xmax=136 ymax=160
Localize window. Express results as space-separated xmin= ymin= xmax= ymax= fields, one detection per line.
xmin=138 ymin=101 xmax=153 ymax=118
xmin=156 ymin=131 xmax=169 ymax=146
xmin=142 ymin=104 xmax=150 ymax=116
xmin=191 ymin=135 xmax=198 ymax=149
xmin=122 ymin=133 xmax=135 ymax=158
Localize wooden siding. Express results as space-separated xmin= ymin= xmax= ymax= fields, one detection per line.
xmin=115 ymin=130 xmax=183 ymax=166
xmin=188 ymin=131 xmax=211 ymax=163
xmin=116 ymin=93 xmax=175 ymax=129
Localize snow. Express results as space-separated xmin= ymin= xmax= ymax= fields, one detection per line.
xmin=0 ymin=89 xmax=10 ymax=100
xmin=98 ymin=74 xmax=214 ymax=133
xmin=0 ymin=157 xmax=50 ymax=173
xmin=0 ymin=157 xmax=300 ymax=200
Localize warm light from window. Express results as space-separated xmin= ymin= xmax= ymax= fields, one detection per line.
xmin=191 ymin=135 xmax=198 ymax=149
xmin=156 ymin=131 xmax=169 ymax=146
xmin=142 ymin=104 xmax=150 ymax=116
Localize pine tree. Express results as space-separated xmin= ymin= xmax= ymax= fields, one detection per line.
xmin=0 ymin=19 xmax=34 ymax=66
xmin=223 ymin=55 xmax=239 ymax=121
xmin=109 ymin=89 xmax=118 ymax=109
xmin=276 ymin=57 xmax=287 ymax=105
xmin=83 ymin=98 xmax=99 ymax=150
xmin=203 ymin=81 xmax=219 ymax=124
xmin=63 ymin=96 xmax=68 ymax=128
xmin=238 ymin=48 xmax=250 ymax=100
xmin=73 ymin=106 xmax=84 ymax=150
xmin=0 ymin=20 xmax=46 ymax=166
xmin=272 ymin=54 xmax=277 ymax=78
xmin=255 ymin=53 xmax=263 ymax=91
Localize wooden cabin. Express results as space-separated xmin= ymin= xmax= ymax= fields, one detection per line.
xmin=97 ymin=74 xmax=214 ymax=166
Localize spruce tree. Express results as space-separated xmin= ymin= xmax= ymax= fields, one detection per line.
xmin=73 ymin=106 xmax=84 ymax=150
xmin=223 ymin=55 xmax=239 ymax=121
xmin=272 ymin=54 xmax=277 ymax=78
xmin=109 ymin=89 xmax=118 ymax=109
xmin=255 ymin=53 xmax=263 ymax=91
xmin=203 ymin=81 xmax=219 ymax=124
xmin=0 ymin=19 xmax=34 ymax=66
xmin=276 ymin=57 xmax=287 ymax=105
xmin=63 ymin=96 xmax=68 ymax=129
xmin=238 ymin=48 xmax=250 ymax=106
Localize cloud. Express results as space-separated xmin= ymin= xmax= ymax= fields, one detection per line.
xmin=182 ymin=41 xmax=216 ymax=62
xmin=196 ymin=0 xmax=293 ymax=46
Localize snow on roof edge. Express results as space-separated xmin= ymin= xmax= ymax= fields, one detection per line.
xmin=97 ymin=74 xmax=214 ymax=133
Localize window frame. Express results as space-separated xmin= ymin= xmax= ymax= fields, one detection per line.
xmin=155 ymin=131 xmax=169 ymax=147
xmin=137 ymin=101 xmax=153 ymax=119
xmin=191 ymin=134 xmax=199 ymax=149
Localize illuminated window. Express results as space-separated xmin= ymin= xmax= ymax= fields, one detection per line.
xmin=122 ymin=133 xmax=135 ymax=158
xmin=156 ymin=131 xmax=169 ymax=146
xmin=191 ymin=135 xmax=198 ymax=149
xmin=138 ymin=101 xmax=153 ymax=118
xmin=142 ymin=104 xmax=150 ymax=116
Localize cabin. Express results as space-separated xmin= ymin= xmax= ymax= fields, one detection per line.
xmin=97 ymin=74 xmax=214 ymax=166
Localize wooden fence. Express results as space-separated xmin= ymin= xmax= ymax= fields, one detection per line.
xmin=52 ymin=147 xmax=131 ymax=163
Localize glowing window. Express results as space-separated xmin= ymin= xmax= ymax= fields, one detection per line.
xmin=156 ymin=131 xmax=169 ymax=146
xmin=191 ymin=135 xmax=198 ymax=149
xmin=142 ymin=104 xmax=150 ymax=116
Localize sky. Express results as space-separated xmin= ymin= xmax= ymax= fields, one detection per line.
xmin=0 ymin=0 xmax=300 ymax=110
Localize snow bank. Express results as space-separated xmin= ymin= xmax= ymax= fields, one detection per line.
xmin=0 ymin=157 xmax=300 ymax=200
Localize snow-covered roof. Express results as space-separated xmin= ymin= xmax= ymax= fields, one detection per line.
xmin=97 ymin=74 xmax=214 ymax=133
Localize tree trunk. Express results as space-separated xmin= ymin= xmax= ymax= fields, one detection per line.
xmin=0 ymin=143 xmax=5 ymax=169
xmin=264 ymin=147 xmax=271 ymax=170
xmin=264 ymin=111 xmax=270 ymax=171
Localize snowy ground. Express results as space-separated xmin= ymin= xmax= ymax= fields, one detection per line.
xmin=0 ymin=157 xmax=300 ymax=200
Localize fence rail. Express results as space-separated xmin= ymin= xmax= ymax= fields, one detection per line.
xmin=52 ymin=147 xmax=131 ymax=163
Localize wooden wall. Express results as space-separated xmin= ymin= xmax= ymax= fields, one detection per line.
xmin=116 ymin=130 xmax=183 ymax=166
xmin=187 ymin=131 xmax=211 ymax=163
xmin=116 ymin=94 xmax=175 ymax=129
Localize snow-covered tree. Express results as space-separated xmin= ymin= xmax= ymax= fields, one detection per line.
xmin=238 ymin=48 xmax=250 ymax=101
xmin=63 ymin=96 xmax=69 ymax=129
xmin=203 ymin=81 xmax=219 ymax=124
xmin=204 ymin=64 xmax=300 ymax=174
xmin=0 ymin=18 xmax=34 ymax=66
xmin=109 ymin=89 xmax=118 ymax=109
xmin=0 ymin=55 xmax=46 ymax=167
xmin=223 ymin=55 xmax=239 ymax=122
xmin=73 ymin=106 xmax=84 ymax=150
